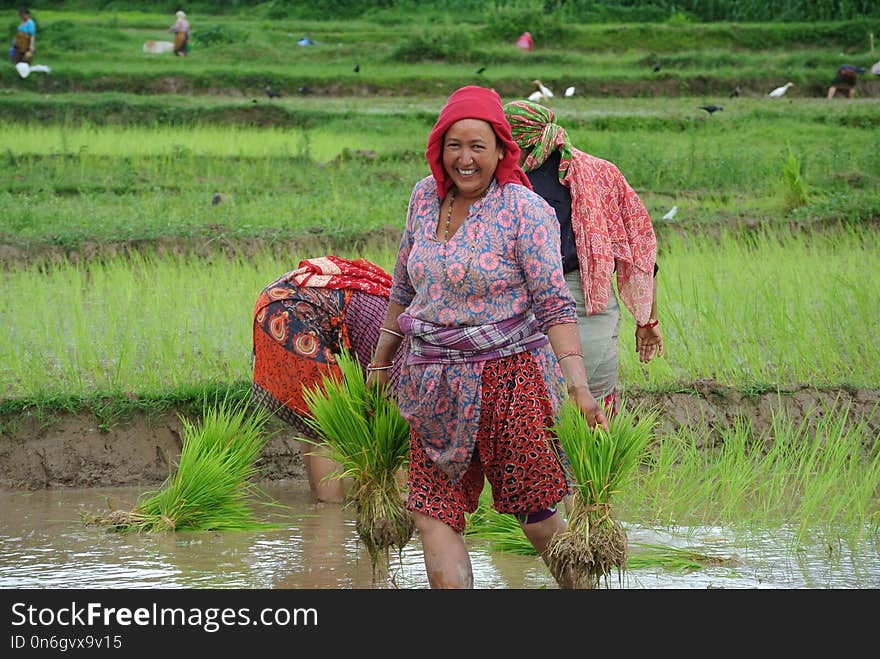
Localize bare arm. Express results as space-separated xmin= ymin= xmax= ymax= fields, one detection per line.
xmin=546 ymin=323 xmax=609 ymax=431
xmin=364 ymin=301 xmax=407 ymax=390
xmin=634 ymin=276 xmax=664 ymax=363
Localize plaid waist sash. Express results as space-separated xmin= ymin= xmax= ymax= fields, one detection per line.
xmin=395 ymin=312 xmax=550 ymax=484
xmin=397 ymin=312 xmax=549 ymax=364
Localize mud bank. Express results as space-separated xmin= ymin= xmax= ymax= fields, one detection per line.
xmin=1 ymin=383 xmax=876 ymax=491
xmin=3 ymin=216 xmax=876 ymax=272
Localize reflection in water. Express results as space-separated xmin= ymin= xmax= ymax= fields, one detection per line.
xmin=0 ymin=480 xmax=877 ymax=589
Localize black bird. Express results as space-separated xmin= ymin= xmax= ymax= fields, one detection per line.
xmin=476 ymin=66 xmax=486 ymax=75
xmin=297 ymin=85 xmax=313 ymax=95
xmin=729 ymin=85 xmax=741 ymax=98
xmin=652 ymin=63 xmax=662 ymax=73
xmin=264 ymin=83 xmax=281 ymax=99
xmin=699 ymin=104 xmax=723 ymax=115
xmin=353 ymin=64 xmax=360 ymax=73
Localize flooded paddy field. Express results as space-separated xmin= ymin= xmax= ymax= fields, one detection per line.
xmin=2 ymin=480 xmax=877 ymax=589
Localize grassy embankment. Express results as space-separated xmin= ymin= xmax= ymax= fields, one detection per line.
xmin=1 ymin=99 xmax=878 ymax=252
xmin=2 ymin=9 xmax=878 ymax=97
xmin=1 ymin=224 xmax=876 ymax=399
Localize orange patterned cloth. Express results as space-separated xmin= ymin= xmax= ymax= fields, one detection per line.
xmin=251 ymin=257 xmax=395 ymax=436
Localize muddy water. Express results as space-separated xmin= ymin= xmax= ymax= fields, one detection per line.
xmin=1 ymin=480 xmax=877 ymax=589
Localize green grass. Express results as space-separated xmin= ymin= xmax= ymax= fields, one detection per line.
xmin=464 ymin=397 xmax=880 ymax=567
xmin=4 ymin=9 xmax=877 ymax=99
xmin=1 ymin=225 xmax=876 ymax=399
xmin=0 ymin=96 xmax=877 ymax=251
xmin=622 ymin=397 xmax=880 ymax=549
xmin=299 ymin=348 xmax=413 ymax=564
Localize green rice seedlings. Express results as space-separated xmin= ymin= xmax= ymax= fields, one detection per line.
xmin=300 ymin=348 xmax=414 ymax=574
xmin=625 ymin=543 xmax=741 ymax=573
xmin=546 ymin=401 xmax=659 ymax=589
xmin=83 ymin=397 xmax=280 ymax=533
xmin=463 ymin=488 xmax=739 ymax=574
xmin=464 ymin=484 xmax=537 ymax=556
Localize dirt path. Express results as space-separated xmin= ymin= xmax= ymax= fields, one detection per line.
xmin=1 ymin=383 xmax=876 ymax=491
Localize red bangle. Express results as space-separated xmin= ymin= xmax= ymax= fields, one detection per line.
xmin=637 ymin=319 xmax=659 ymax=329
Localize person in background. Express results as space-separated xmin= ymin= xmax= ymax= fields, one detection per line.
xmin=504 ymin=99 xmax=663 ymax=418
xmin=169 ymin=10 xmax=190 ymax=57
xmin=367 ymin=85 xmax=609 ymax=589
xmin=11 ymin=6 xmax=35 ymax=65
xmin=515 ymin=31 xmax=533 ymax=51
xmin=827 ymin=64 xmax=865 ymax=99
xmin=251 ymin=256 xmax=403 ymax=503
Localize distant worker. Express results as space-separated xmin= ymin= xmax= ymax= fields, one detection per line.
xmin=11 ymin=6 xmax=36 ymax=65
xmin=515 ymin=31 xmax=533 ymax=51
xmin=169 ymin=10 xmax=190 ymax=58
xmin=827 ymin=64 xmax=865 ymax=99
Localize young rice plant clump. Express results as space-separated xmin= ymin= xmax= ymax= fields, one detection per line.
xmin=301 ymin=349 xmax=414 ymax=575
xmin=546 ymin=401 xmax=659 ymax=589
xmin=83 ymin=397 xmax=279 ymax=533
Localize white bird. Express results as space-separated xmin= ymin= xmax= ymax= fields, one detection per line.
xmin=768 ymin=82 xmax=794 ymax=98
xmin=661 ymin=205 xmax=678 ymax=221
xmin=527 ymin=90 xmax=544 ymax=102
xmin=564 ymin=86 xmax=576 ymax=97
xmin=532 ymin=79 xmax=554 ymax=98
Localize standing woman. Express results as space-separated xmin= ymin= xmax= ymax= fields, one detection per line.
xmin=367 ymin=86 xmax=608 ymax=589
xmin=169 ymin=10 xmax=190 ymax=57
xmin=503 ymin=100 xmax=664 ymax=417
xmin=11 ymin=6 xmax=35 ymax=65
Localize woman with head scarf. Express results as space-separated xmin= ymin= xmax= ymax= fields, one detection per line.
xmin=251 ymin=256 xmax=404 ymax=503
xmin=169 ymin=10 xmax=190 ymax=57
xmin=503 ymin=99 xmax=663 ymax=417
xmin=368 ymin=85 xmax=608 ymax=589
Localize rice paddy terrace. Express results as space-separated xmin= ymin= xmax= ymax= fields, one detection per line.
xmin=1 ymin=7 xmax=878 ymax=492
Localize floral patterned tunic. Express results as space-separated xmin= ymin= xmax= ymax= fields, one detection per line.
xmin=389 ymin=176 xmax=578 ymax=483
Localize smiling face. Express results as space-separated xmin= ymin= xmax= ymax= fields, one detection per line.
xmin=442 ymin=119 xmax=504 ymax=201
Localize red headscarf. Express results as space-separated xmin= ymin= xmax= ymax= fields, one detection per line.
xmin=425 ymin=85 xmax=532 ymax=198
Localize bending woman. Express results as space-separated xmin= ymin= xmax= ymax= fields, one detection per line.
xmin=252 ymin=255 xmax=402 ymax=502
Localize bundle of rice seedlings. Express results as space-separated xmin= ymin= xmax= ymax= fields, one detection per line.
xmin=300 ymin=348 xmax=413 ymax=574
xmin=83 ymin=397 xmax=281 ymax=533
xmin=546 ymin=400 xmax=659 ymax=589
xmin=464 ymin=497 xmax=736 ymax=575
xmin=625 ymin=543 xmax=742 ymax=573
